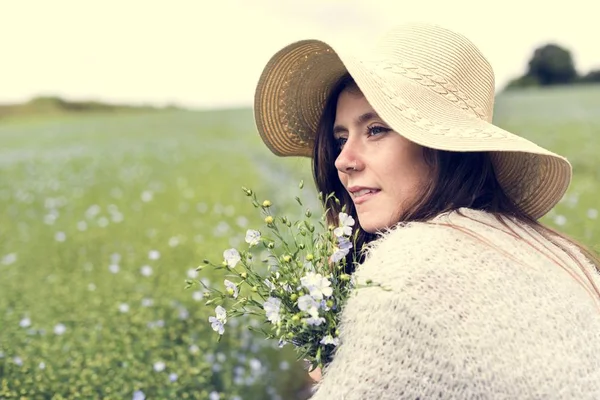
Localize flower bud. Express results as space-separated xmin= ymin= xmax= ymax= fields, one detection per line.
xmin=365 ymin=279 xmax=373 ymax=285
xmin=262 ymin=200 xmax=272 ymax=208
xmin=203 ymin=259 xmax=210 ymax=264
xmin=290 ymin=293 xmax=298 ymax=301
xmin=195 ymin=265 xmax=203 ymax=271
xmin=326 ymin=300 xmax=334 ymax=308
xmin=251 ymin=286 xmax=258 ymax=292
xmin=335 ymin=329 xmax=340 ymax=336
xmin=291 ymin=314 xmax=300 ymax=322
xmin=306 ymin=254 xmax=314 ymax=261
xmin=267 ymin=242 xmax=275 ymax=249
xmin=298 ymin=243 xmax=305 ymax=250
xmin=226 ymin=288 xmax=235 ymax=296
xmin=340 ymin=274 xmax=350 ymax=281
xmin=240 ymin=272 xmax=248 ymax=279
xmin=299 ymin=180 xmax=304 ymax=189
xmin=204 ymin=292 xmax=211 ymax=298
xmin=305 ymin=209 xmax=312 ymax=218
xmin=283 ymin=255 xmax=292 ymax=263
xmin=241 ymin=187 xmax=253 ymax=196
xmin=265 ymin=216 xmax=274 ymax=224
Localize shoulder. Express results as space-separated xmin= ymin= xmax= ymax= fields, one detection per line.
xmin=354 ymin=208 xmax=514 ymax=284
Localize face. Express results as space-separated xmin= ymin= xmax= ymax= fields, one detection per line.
xmin=333 ymin=89 xmax=431 ymax=233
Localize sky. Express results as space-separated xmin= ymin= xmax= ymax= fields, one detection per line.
xmin=1 ymin=0 xmax=599 ymax=109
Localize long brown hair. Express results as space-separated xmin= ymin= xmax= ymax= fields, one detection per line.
xmin=312 ymin=73 xmax=600 ymax=302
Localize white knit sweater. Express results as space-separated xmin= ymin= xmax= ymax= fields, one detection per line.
xmin=310 ymin=208 xmax=600 ymax=400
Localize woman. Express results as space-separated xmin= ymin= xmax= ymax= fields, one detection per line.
xmin=254 ymin=22 xmax=600 ymax=399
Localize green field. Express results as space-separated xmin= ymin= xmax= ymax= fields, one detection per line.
xmin=1 ymin=85 xmax=599 ymax=399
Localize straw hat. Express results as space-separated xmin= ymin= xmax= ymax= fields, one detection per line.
xmin=253 ymin=22 xmax=572 ymax=219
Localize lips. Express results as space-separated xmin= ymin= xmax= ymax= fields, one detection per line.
xmin=347 ymin=186 xmax=381 ymax=204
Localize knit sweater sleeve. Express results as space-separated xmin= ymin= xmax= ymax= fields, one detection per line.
xmin=309 ymin=222 xmax=466 ymax=400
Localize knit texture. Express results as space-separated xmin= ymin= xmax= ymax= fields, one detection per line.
xmin=310 ymin=208 xmax=600 ymax=400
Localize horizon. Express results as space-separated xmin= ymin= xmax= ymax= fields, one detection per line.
xmin=2 ymin=0 xmax=599 ymax=110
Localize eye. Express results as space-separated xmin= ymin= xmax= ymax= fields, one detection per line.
xmin=335 ymin=137 xmax=347 ymax=150
xmin=367 ymin=126 xmax=390 ymax=136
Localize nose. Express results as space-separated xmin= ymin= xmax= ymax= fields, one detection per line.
xmin=334 ymin=137 xmax=363 ymax=174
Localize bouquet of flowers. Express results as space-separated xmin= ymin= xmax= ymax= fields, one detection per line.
xmin=186 ymin=182 xmax=389 ymax=372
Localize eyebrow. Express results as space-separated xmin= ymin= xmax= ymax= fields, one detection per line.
xmin=333 ymin=111 xmax=381 ymax=136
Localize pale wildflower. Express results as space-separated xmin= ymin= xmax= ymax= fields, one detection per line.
xmin=331 ymin=236 xmax=353 ymax=263
xmin=109 ymin=264 xmax=120 ymax=274
xmin=187 ymin=268 xmax=198 ymax=279
xmin=119 ymin=303 xmax=130 ymax=313
xmin=303 ymin=316 xmax=326 ymax=326
xmin=77 ymin=221 xmax=88 ymax=231
xmin=297 ymin=295 xmax=320 ymax=318
xmin=263 ymin=297 xmax=282 ymax=324
xmin=148 ymin=250 xmax=160 ymax=260
xmin=300 ymin=272 xmax=333 ymax=300
xmin=141 ymin=298 xmax=154 ymax=307
xmin=224 ymin=279 xmax=239 ymax=299
xmin=554 ymin=215 xmax=567 ymax=226
xmin=587 ymin=208 xmax=598 ymax=219
xmin=223 ymin=248 xmax=241 ymax=268
xmin=54 ymin=323 xmax=66 ymax=335
xmin=19 ymin=317 xmax=31 ymax=328
xmin=192 ymin=291 xmax=204 ymax=301
xmin=55 ymin=231 xmax=66 ymax=242
xmin=153 ymin=361 xmax=166 ymax=372
xmin=209 ymin=392 xmax=220 ymax=400
xmin=169 ymin=372 xmax=178 ymax=382
xmin=141 ymin=191 xmax=153 ymax=202
xmin=245 ymin=229 xmax=261 ymax=247
xmin=132 ymin=390 xmax=146 ymax=400
xmin=140 ymin=265 xmax=153 ymax=276
xmin=209 ymin=305 xmax=227 ymax=335
xmin=2 ymin=253 xmax=17 ymax=265
xmin=320 ymin=334 xmax=340 ymax=346
xmin=334 ymin=212 xmax=355 ymax=237
xmin=263 ymin=278 xmax=276 ymax=293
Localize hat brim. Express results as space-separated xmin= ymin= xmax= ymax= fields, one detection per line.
xmin=253 ymin=40 xmax=572 ymax=219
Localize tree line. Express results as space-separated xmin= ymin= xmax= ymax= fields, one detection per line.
xmin=505 ymin=43 xmax=600 ymax=90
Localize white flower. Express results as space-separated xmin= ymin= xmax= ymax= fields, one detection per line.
xmin=141 ymin=298 xmax=154 ymax=307
xmin=153 ymin=361 xmax=165 ymax=372
xmin=140 ymin=265 xmax=153 ymax=276
xmin=263 ymin=297 xmax=282 ymax=324
xmin=148 ymin=250 xmax=160 ymax=260
xmin=54 ymin=323 xmax=66 ymax=335
xmin=192 ymin=291 xmax=204 ymax=301
xmin=223 ymin=248 xmax=241 ymax=268
xmin=587 ymin=208 xmax=598 ymax=219
xmin=169 ymin=372 xmax=178 ymax=382
xmin=209 ymin=392 xmax=220 ymax=400
xmin=132 ymin=390 xmax=146 ymax=400
xmin=320 ymin=334 xmax=340 ymax=346
xmin=263 ymin=278 xmax=276 ymax=293
xmin=331 ymin=236 xmax=353 ymax=263
xmin=55 ymin=231 xmax=66 ymax=242
xmin=334 ymin=212 xmax=355 ymax=237
xmin=19 ymin=317 xmax=31 ymax=328
xmin=109 ymin=264 xmax=120 ymax=274
xmin=554 ymin=215 xmax=567 ymax=226
xmin=300 ymin=272 xmax=333 ymax=300
xmin=119 ymin=303 xmax=130 ymax=313
xmin=224 ymin=280 xmax=239 ymax=299
xmin=297 ymin=295 xmax=320 ymax=318
xmin=303 ymin=316 xmax=326 ymax=326
xmin=2 ymin=253 xmax=17 ymax=265
xmin=187 ymin=268 xmax=198 ymax=279
xmin=209 ymin=305 xmax=227 ymax=335
xmin=245 ymin=229 xmax=261 ymax=247
xmin=141 ymin=191 xmax=153 ymax=202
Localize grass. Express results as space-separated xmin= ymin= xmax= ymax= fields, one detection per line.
xmin=0 ymin=84 xmax=598 ymax=399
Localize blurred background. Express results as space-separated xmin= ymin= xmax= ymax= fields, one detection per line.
xmin=1 ymin=1 xmax=598 ymax=399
